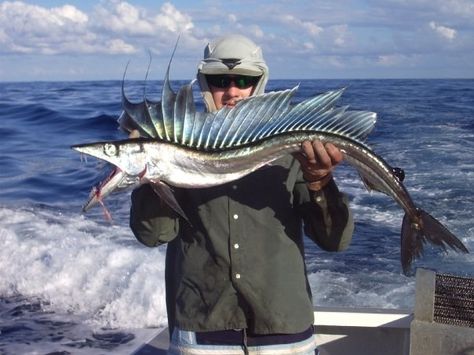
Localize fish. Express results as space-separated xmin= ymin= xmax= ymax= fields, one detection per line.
xmin=73 ymin=62 xmax=468 ymax=274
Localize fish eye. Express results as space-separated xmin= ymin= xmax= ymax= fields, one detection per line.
xmin=104 ymin=143 xmax=117 ymax=157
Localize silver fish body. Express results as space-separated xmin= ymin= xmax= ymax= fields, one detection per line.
xmin=75 ymin=135 xmax=302 ymax=188
xmin=76 ymin=132 xmax=470 ymax=275
xmin=73 ymin=129 xmax=468 ymax=273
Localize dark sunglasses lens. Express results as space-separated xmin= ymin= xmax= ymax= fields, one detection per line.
xmin=207 ymin=75 xmax=258 ymax=89
xmin=235 ymin=76 xmax=253 ymax=88
xmin=207 ymin=75 xmax=229 ymax=88
xmin=220 ymin=77 xmax=232 ymax=88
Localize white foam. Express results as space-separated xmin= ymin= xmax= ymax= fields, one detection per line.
xmin=309 ymin=269 xmax=415 ymax=310
xmin=0 ymin=206 xmax=168 ymax=329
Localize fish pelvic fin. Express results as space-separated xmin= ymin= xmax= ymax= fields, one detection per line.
xmin=400 ymin=209 xmax=469 ymax=275
xmin=147 ymin=179 xmax=191 ymax=225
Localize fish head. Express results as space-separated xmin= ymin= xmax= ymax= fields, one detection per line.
xmin=72 ymin=139 xmax=149 ymax=177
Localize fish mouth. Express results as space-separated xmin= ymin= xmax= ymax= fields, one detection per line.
xmin=82 ymin=167 xmax=124 ymax=212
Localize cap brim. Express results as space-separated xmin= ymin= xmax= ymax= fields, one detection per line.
xmin=199 ymin=62 xmax=262 ymax=76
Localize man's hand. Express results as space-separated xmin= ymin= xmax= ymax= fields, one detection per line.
xmin=294 ymin=140 xmax=343 ymax=191
xmin=129 ymin=129 xmax=140 ymax=139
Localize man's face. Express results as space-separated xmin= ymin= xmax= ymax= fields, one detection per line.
xmin=206 ymin=75 xmax=259 ymax=110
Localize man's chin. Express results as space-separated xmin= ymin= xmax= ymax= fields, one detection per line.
xmin=223 ymin=99 xmax=240 ymax=107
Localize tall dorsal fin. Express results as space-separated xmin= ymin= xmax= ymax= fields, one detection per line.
xmin=161 ymin=39 xmax=179 ymax=141
xmin=120 ymin=45 xmax=377 ymax=151
xmin=121 ymin=61 xmax=158 ymax=138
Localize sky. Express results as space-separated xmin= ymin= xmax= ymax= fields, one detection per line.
xmin=0 ymin=0 xmax=473 ymax=81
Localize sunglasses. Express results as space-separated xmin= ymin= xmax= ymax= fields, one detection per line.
xmin=206 ymin=75 xmax=260 ymax=89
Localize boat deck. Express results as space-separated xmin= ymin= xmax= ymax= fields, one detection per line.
xmin=131 ymin=307 xmax=412 ymax=354
xmin=130 ymin=268 xmax=474 ymax=355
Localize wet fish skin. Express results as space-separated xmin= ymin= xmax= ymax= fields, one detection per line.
xmin=73 ymin=133 xmax=308 ymax=188
xmin=72 ymin=130 xmax=469 ymax=274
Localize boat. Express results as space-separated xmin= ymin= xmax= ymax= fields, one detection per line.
xmin=129 ymin=268 xmax=474 ymax=355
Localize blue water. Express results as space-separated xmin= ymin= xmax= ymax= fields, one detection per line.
xmin=0 ymin=79 xmax=473 ymax=354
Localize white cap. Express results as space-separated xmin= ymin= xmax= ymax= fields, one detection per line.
xmin=197 ymin=35 xmax=269 ymax=111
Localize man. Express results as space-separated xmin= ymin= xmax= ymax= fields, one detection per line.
xmin=130 ymin=34 xmax=353 ymax=355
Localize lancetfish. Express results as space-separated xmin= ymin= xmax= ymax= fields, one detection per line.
xmin=73 ymin=62 xmax=468 ymax=274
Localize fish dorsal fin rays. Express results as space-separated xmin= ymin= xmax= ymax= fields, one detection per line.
xmin=284 ymin=88 xmax=377 ymax=142
xmin=121 ymin=59 xmax=377 ymax=150
xmin=120 ymin=61 xmax=159 ymax=138
xmin=183 ymin=81 xmax=198 ymax=146
xmin=195 ymin=87 xmax=297 ymax=150
xmin=262 ymin=88 xmax=342 ymax=138
xmin=121 ymin=39 xmax=181 ymax=141
xmin=161 ymin=38 xmax=180 ymax=142
xmin=175 ymin=80 xmax=197 ymax=146
xmin=190 ymin=87 xmax=376 ymax=150
xmin=221 ymin=87 xmax=298 ymax=148
xmin=162 ymin=61 xmax=176 ymax=141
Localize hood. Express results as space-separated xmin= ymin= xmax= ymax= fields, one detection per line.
xmin=197 ymin=34 xmax=269 ymax=112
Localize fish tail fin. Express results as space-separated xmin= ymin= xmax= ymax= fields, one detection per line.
xmin=401 ymin=209 xmax=469 ymax=275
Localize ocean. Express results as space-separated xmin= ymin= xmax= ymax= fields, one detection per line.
xmin=0 ymin=78 xmax=473 ymax=354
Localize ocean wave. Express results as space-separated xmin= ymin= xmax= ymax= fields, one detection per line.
xmin=0 ymin=206 xmax=168 ymax=329
xmin=308 ymin=269 xmax=415 ymax=309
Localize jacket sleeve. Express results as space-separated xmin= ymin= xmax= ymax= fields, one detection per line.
xmin=129 ymin=184 xmax=180 ymax=247
xmin=294 ymin=173 xmax=354 ymax=252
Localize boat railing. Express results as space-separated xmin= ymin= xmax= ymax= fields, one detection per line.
xmin=409 ymin=268 xmax=474 ymax=355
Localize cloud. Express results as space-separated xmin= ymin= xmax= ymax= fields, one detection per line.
xmin=438 ymin=0 xmax=474 ymax=21
xmin=103 ymin=38 xmax=136 ymax=54
xmin=93 ymin=2 xmax=156 ymax=35
xmin=94 ymin=1 xmax=193 ymax=35
xmin=0 ymin=1 xmax=194 ymax=55
xmin=325 ymin=25 xmax=351 ymax=49
xmin=0 ymin=0 xmax=473 ymax=80
xmin=376 ymin=53 xmax=415 ymax=67
xmin=0 ymin=1 xmax=89 ymax=53
xmin=228 ymin=14 xmax=238 ymax=24
xmin=154 ymin=2 xmax=194 ymax=33
xmin=280 ymin=14 xmax=323 ymax=37
xmin=429 ymin=21 xmax=457 ymax=41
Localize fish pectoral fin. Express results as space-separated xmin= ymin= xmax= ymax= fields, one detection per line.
xmin=358 ymin=173 xmax=377 ymax=192
xmin=147 ymin=179 xmax=190 ymax=224
xmin=357 ymin=165 xmax=406 ymax=195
